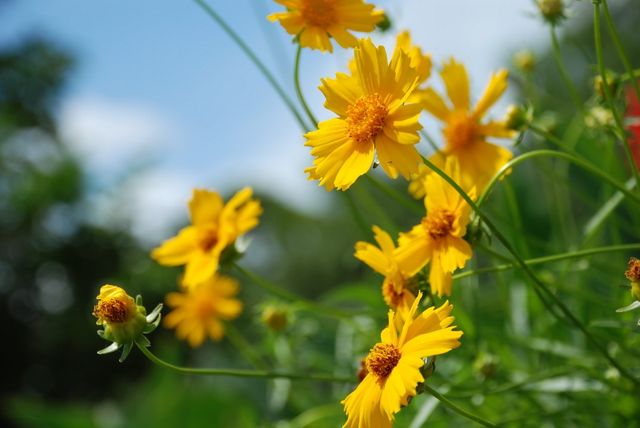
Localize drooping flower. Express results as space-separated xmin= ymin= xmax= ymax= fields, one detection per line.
xmin=164 ymin=275 xmax=243 ymax=347
xmin=94 ymin=285 xmax=162 ymax=361
xmin=151 ymin=187 xmax=262 ymax=288
xmin=396 ymin=159 xmax=475 ymax=296
xmin=305 ymin=38 xmax=423 ymax=191
xmin=355 ymin=225 xmax=416 ymax=314
xmin=342 ymin=292 xmax=463 ymax=427
xmin=268 ymin=0 xmax=383 ymax=53
xmin=420 ymin=58 xmax=514 ymax=190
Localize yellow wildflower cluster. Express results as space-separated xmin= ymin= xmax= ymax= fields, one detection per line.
xmin=151 ymin=188 xmax=261 ymax=346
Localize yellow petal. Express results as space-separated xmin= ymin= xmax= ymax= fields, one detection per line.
xmin=473 ymin=69 xmax=509 ymax=119
xmin=375 ymin=134 xmax=421 ymax=180
xmin=189 ymin=189 xmax=223 ymax=225
xmin=151 ymin=226 xmax=199 ymax=266
xmin=420 ymin=87 xmax=450 ymax=121
xmin=183 ymin=251 xmax=218 ymax=288
xmin=441 ymin=58 xmax=470 ymax=111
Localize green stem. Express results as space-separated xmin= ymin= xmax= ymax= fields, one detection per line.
xmin=454 ymin=243 xmax=640 ymax=280
xmin=342 ymin=191 xmax=371 ymax=237
xmin=294 ymin=44 xmax=318 ymax=128
xmin=420 ymin=129 xmax=443 ymax=155
xmin=477 ymin=150 xmax=640 ymax=208
xmin=593 ymin=2 xmax=640 ymax=185
xmin=135 ymin=341 xmax=352 ymax=383
xmin=422 ymin=384 xmax=496 ymax=427
xmin=421 ymin=156 xmax=640 ymax=388
xmin=550 ymin=25 xmax=582 ymax=110
xmin=193 ymin=0 xmax=310 ymax=132
xmin=364 ymin=173 xmax=423 ymax=215
xmin=225 ymin=324 xmax=269 ymax=370
xmin=601 ymin=0 xmax=640 ymax=110
xmin=232 ymin=263 xmax=357 ymax=319
xmin=528 ymin=124 xmax=579 ymax=156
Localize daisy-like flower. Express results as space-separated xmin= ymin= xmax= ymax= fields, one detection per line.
xmin=305 ymin=38 xmax=423 ymax=191
xmin=396 ymin=159 xmax=475 ymax=296
xmin=164 ymin=275 xmax=243 ymax=347
xmin=268 ymin=0 xmax=383 ymax=53
xmin=420 ymin=58 xmax=515 ymax=190
xmin=342 ymin=292 xmax=463 ymax=427
xmin=355 ymin=226 xmax=416 ymax=315
xmin=151 ymin=187 xmax=262 ymax=289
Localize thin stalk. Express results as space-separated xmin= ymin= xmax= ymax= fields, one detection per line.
xmin=593 ymin=2 xmax=640 ymax=185
xmin=421 ymin=156 xmax=640 ymax=388
xmin=422 ymin=384 xmax=496 ymax=427
xmin=135 ymin=341 xmax=352 ymax=383
xmin=477 ymin=150 xmax=640 ymax=208
xmin=232 ymin=263 xmax=357 ymax=319
xmin=550 ymin=25 xmax=582 ymax=110
xmin=342 ymin=191 xmax=371 ymax=237
xmin=601 ymin=0 xmax=640 ymax=108
xmin=294 ymin=44 xmax=318 ymax=128
xmin=528 ymin=124 xmax=580 ymax=156
xmin=364 ymin=173 xmax=423 ymax=215
xmin=193 ymin=0 xmax=310 ymax=132
xmin=420 ymin=129 xmax=443 ymax=155
xmin=454 ymin=243 xmax=640 ymax=280
xmin=225 ymin=324 xmax=269 ymax=370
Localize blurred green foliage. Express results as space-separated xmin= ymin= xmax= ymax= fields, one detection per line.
xmin=3 ymin=1 xmax=640 ymax=427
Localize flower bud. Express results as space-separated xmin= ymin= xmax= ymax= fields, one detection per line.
xmin=513 ymin=50 xmax=536 ymax=73
xmin=503 ymin=105 xmax=531 ymax=132
xmin=93 ymin=284 xmax=162 ymax=361
xmin=625 ymin=258 xmax=640 ymax=300
xmin=537 ymin=0 xmax=565 ymax=24
xmin=261 ymin=306 xmax=288 ymax=332
xmin=593 ymin=71 xmax=619 ymax=99
xmin=585 ymin=106 xmax=614 ymax=129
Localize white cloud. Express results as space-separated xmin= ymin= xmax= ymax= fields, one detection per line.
xmin=58 ymin=95 xmax=178 ymax=174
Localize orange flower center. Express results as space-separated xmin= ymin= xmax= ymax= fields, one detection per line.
xmin=195 ymin=298 xmax=215 ymax=319
xmin=300 ymin=0 xmax=337 ymax=28
xmin=365 ymin=343 xmax=401 ymax=378
xmin=382 ymin=280 xmax=405 ymax=308
xmin=93 ymin=298 xmax=129 ymax=323
xmin=443 ymin=110 xmax=477 ymax=151
xmin=198 ymin=227 xmax=219 ymax=252
xmin=626 ymin=257 xmax=640 ymax=282
xmin=423 ymin=209 xmax=455 ymax=239
xmin=347 ymin=93 xmax=388 ymax=146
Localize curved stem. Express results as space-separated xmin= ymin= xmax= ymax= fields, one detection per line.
xmin=477 ymin=150 xmax=640 ymax=208
xmin=422 ymin=384 xmax=496 ymax=427
xmin=601 ymin=0 xmax=640 ymax=110
xmin=593 ymin=2 xmax=640 ymax=185
xmin=294 ymin=45 xmax=318 ymax=128
xmin=421 ymin=156 xmax=640 ymax=388
xmin=528 ymin=124 xmax=579 ymax=156
xmin=454 ymin=243 xmax=640 ymax=280
xmin=135 ymin=341 xmax=352 ymax=383
xmin=193 ymin=0 xmax=310 ymax=132
xmin=550 ymin=26 xmax=582 ymax=111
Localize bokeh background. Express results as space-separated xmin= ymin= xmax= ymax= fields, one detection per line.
xmin=2 ymin=0 xmax=640 ymax=426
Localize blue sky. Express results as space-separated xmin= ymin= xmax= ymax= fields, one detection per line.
xmin=3 ymin=0 xmax=550 ymax=240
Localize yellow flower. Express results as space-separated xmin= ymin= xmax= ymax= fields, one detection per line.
xmin=268 ymin=0 xmax=383 ymax=53
xmin=151 ymin=187 xmax=262 ymax=289
xmin=355 ymin=226 xmax=416 ymax=314
xmin=407 ymin=163 xmax=430 ymax=199
xmin=395 ymin=31 xmax=431 ymax=104
xmin=420 ymin=58 xmax=514 ymax=190
xmin=342 ymin=292 xmax=463 ymax=427
xmin=396 ymin=159 xmax=475 ymax=296
xmin=305 ymin=38 xmax=423 ymax=191
xmin=93 ymin=285 xmax=146 ymax=345
xmin=164 ymin=275 xmax=243 ymax=347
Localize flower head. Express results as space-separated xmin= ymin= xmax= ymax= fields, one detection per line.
xmin=305 ymin=38 xmax=423 ymax=191
xmin=396 ymin=159 xmax=475 ymax=296
xmin=268 ymin=0 xmax=383 ymax=53
xmin=420 ymin=58 xmax=514 ymax=190
xmin=94 ymin=285 xmax=162 ymax=362
xmin=164 ymin=275 xmax=243 ymax=347
xmin=151 ymin=187 xmax=262 ymax=288
xmin=355 ymin=226 xmax=416 ymax=314
xmin=342 ymin=292 xmax=463 ymax=427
